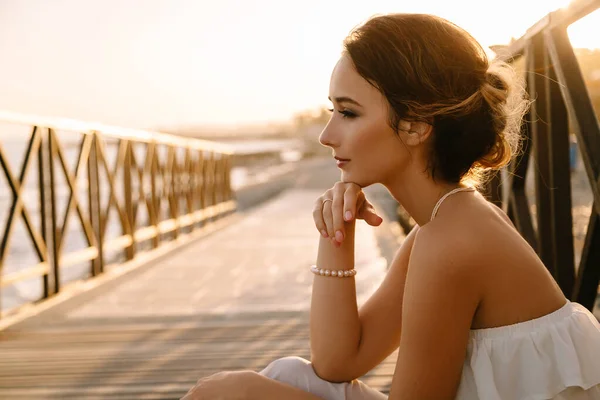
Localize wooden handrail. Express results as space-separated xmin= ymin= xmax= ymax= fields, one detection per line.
xmin=0 ymin=111 xmax=237 ymax=317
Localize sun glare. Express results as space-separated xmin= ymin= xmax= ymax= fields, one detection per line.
xmin=484 ymin=0 xmax=600 ymax=60
xmin=526 ymin=0 xmax=600 ymax=49
xmin=0 ymin=0 xmax=599 ymax=128
xmin=568 ymin=8 xmax=600 ymax=50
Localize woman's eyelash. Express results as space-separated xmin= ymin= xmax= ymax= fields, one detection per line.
xmin=327 ymin=108 xmax=356 ymax=118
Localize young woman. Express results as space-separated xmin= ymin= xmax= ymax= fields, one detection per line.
xmin=182 ymin=13 xmax=600 ymax=400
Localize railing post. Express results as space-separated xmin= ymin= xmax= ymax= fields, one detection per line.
xmin=573 ymin=212 xmax=600 ymax=308
xmin=529 ymin=34 xmax=556 ymax=275
xmin=183 ymin=148 xmax=192 ymax=233
xmin=214 ymin=155 xmax=222 ymax=208
xmin=544 ymin=30 xmax=576 ymax=297
xmin=168 ymin=146 xmax=180 ymax=239
xmin=88 ymin=132 xmax=104 ymax=276
xmin=48 ymin=130 xmax=60 ymax=294
xmin=149 ymin=143 xmax=160 ymax=248
xmin=224 ymin=154 xmax=235 ymax=208
xmin=209 ymin=152 xmax=217 ymax=222
xmin=123 ymin=140 xmax=135 ymax=260
xmin=198 ymin=150 xmax=206 ymax=227
xmin=507 ymin=104 xmax=538 ymax=251
xmin=38 ymin=128 xmax=52 ymax=297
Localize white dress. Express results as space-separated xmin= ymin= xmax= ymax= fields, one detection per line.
xmin=457 ymin=299 xmax=600 ymax=399
xmin=259 ymin=187 xmax=600 ymax=399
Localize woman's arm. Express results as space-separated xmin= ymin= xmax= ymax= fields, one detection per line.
xmin=388 ymin=227 xmax=480 ymax=399
xmin=310 ymin=214 xmax=360 ymax=379
xmin=309 ymin=182 xmax=382 ymax=380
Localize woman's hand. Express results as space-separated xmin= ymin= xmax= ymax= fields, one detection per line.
xmin=313 ymin=182 xmax=383 ymax=247
xmin=181 ymin=370 xmax=253 ymax=400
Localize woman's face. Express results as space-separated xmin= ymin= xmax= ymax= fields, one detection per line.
xmin=319 ymin=55 xmax=411 ymax=188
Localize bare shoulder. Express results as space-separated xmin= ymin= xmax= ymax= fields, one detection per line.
xmin=415 ymin=215 xmax=490 ymax=263
xmin=418 ymin=195 xmax=515 ymax=254
xmin=407 ymin=194 xmax=566 ymax=330
xmin=486 ymin=200 xmax=517 ymax=229
xmin=410 ymin=221 xmax=481 ymax=278
xmin=407 ymin=199 xmax=508 ymax=284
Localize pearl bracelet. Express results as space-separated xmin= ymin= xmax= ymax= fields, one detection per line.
xmin=310 ymin=265 xmax=356 ymax=278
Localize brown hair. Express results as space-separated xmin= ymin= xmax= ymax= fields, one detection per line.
xmin=343 ymin=13 xmax=529 ymax=187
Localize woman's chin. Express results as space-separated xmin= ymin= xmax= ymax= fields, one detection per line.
xmin=341 ymin=174 xmax=371 ymax=188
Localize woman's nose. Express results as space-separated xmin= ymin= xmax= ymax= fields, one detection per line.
xmin=319 ymin=123 xmax=336 ymax=148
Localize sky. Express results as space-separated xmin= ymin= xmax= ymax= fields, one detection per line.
xmin=0 ymin=0 xmax=598 ymax=131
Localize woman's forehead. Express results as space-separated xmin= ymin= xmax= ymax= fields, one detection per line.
xmin=329 ymin=56 xmax=378 ymax=104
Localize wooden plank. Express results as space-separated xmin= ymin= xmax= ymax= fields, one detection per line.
xmin=0 ymin=315 xmax=395 ymax=398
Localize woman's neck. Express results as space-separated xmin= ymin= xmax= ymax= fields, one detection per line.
xmin=383 ymin=169 xmax=466 ymax=227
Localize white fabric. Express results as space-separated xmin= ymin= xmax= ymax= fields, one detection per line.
xmin=259 ymin=356 xmax=387 ymax=400
xmin=457 ymin=300 xmax=600 ymax=399
xmin=260 ymin=302 xmax=600 ymax=399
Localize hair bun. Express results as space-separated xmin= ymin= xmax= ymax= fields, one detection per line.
xmin=481 ymin=71 xmax=509 ymax=106
xmin=475 ymin=62 xmax=529 ymax=171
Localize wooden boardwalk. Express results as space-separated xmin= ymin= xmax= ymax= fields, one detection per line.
xmin=0 ymin=160 xmax=402 ymax=399
xmin=0 ymin=313 xmax=398 ymax=399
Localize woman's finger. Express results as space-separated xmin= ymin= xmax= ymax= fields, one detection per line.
xmin=322 ymin=199 xmax=335 ymax=238
xmin=313 ymin=198 xmax=329 ymax=238
xmin=331 ymin=183 xmax=346 ymax=244
xmin=359 ymin=202 xmax=383 ymax=226
xmin=343 ymin=185 xmax=362 ymax=222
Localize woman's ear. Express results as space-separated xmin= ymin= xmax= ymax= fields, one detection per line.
xmin=399 ymin=120 xmax=433 ymax=146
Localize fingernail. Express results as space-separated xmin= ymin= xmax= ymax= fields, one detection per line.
xmin=335 ymin=230 xmax=344 ymax=242
xmin=321 ymin=230 xmax=328 ymax=238
xmin=345 ymin=211 xmax=352 ymax=221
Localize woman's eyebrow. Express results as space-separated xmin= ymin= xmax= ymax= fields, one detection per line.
xmin=328 ymin=96 xmax=362 ymax=107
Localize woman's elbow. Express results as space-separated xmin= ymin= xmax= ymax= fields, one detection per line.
xmin=310 ymin=358 xmax=357 ymax=384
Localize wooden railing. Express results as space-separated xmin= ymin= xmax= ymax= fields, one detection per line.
xmin=0 ymin=112 xmax=236 ymax=318
xmin=486 ymin=0 xmax=600 ymax=311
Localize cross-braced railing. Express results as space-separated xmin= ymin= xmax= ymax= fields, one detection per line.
xmin=0 ymin=113 xmax=236 ymax=318
xmin=486 ymin=0 xmax=600 ymax=311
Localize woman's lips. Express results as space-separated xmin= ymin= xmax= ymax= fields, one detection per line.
xmin=336 ymin=160 xmax=350 ymax=168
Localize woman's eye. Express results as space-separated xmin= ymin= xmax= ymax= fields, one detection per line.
xmin=327 ymin=108 xmax=356 ymax=119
